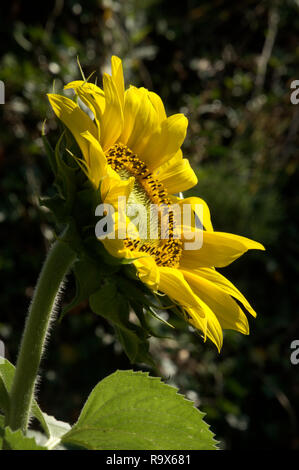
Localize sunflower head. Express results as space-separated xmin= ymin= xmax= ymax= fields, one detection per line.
xmin=45 ymin=56 xmax=265 ymax=360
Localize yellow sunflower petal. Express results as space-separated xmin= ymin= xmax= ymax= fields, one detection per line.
xmin=100 ymin=73 xmax=123 ymax=151
xmin=148 ymin=91 xmax=167 ymax=123
xmin=101 ymin=174 xmax=135 ymax=208
xmin=180 ymin=231 xmax=265 ymax=268
xmin=47 ymin=93 xmax=97 ymax=160
xmin=157 ymin=267 xmax=205 ymax=316
xmin=158 ymin=267 xmax=228 ymax=344
xmin=140 ymin=113 xmax=188 ymax=171
xmin=101 ymin=238 xmax=136 ymax=259
xmin=182 ymin=270 xmax=249 ymax=335
xmin=119 ymin=86 xmax=140 ymax=145
xmin=174 ymin=195 xmax=213 ymax=232
xmin=63 ymin=81 xmax=105 ymax=141
xmin=153 ymin=150 xmax=198 ymax=194
xmin=111 ymin=55 xmax=125 ymax=109
xmin=190 ymin=267 xmax=257 ymax=318
xmin=80 ymin=130 xmax=107 ymax=187
xmin=64 ymin=80 xmax=104 ymax=97
xmin=122 ymin=86 xmax=159 ymax=156
xmin=134 ymin=256 xmax=160 ymax=291
xmin=99 ymin=210 xmax=139 ymax=256
xmin=187 ymin=306 xmax=223 ymax=352
xmin=64 ymin=80 xmax=105 ymax=114
xmin=102 ymin=233 xmax=151 ymax=263
xmin=205 ymin=315 xmax=223 ymax=352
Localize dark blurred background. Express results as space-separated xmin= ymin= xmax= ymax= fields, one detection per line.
xmin=0 ymin=0 xmax=298 ymax=449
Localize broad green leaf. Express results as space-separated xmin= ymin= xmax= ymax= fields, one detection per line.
xmin=62 ymin=370 xmax=218 ymax=450
xmin=3 ymin=427 xmax=47 ymax=450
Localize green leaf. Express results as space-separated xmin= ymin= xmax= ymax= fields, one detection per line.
xmin=3 ymin=427 xmax=47 ymax=450
xmin=114 ymin=325 xmax=153 ymax=367
xmin=62 ymin=370 xmax=218 ymax=450
xmin=31 ymin=411 xmax=71 ymax=448
xmin=39 ymin=194 xmax=69 ymax=223
xmin=90 ymin=284 xmax=154 ymax=366
xmin=42 ymin=131 xmax=57 ymax=176
xmin=0 ymin=414 xmax=4 ymax=448
xmin=60 ymin=254 xmax=112 ymax=320
xmin=26 ymin=429 xmax=50 ymax=447
xmin=0 ymin=381 xmax=9 ymax=417
xmin=41 ymin=131 xmax=78 ymax=225
xmin=54 ymin=131 xmax=77 ymax=211
xmin=0 ymin=359 xmax=70 ymax=446
xmin=0 ymin=375 xmax=9 ymax=414
xmin=0 ymin=358 xmax=15 ymax=414
xmin=37 ymin=412 xmax=71 ymax=441
xmin=118 ymin=277 xmax=153 ymax=306
xmin=118 ymin=278 xmax=174 ymax=338
xmin=72 ymin=185 xmax=101 ymax=235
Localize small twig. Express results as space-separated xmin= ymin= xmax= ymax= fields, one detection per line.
xmin=255 ymin=4 xmax=280 ymax=94
xmin=45 ymin=0 xmax=64 ymax=38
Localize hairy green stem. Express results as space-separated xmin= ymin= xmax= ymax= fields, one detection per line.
xmin=7 ymin=229 xmax=76 ymax=432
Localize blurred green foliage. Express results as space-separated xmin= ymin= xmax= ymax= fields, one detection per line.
xmin=0 ymin=0 xmax=299 ymax=449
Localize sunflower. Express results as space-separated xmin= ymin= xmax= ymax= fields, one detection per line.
xmin=48 ymin=56 xmax=265 ymax=351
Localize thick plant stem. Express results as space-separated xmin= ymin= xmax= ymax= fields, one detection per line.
xmin=7 ymin=229 xmax=76 ymax=432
